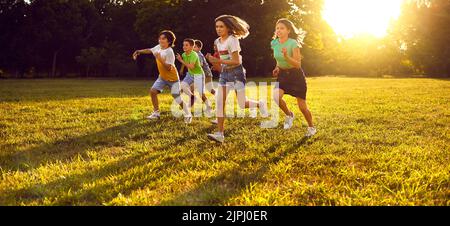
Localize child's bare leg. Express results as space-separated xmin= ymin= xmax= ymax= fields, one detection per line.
xmin=297 ymin=98 xmax=314 ymax=127
xmin=273 ymin=88 xmax=291 ymax=116
xmin=205 ymin=76 xmax=216 ymax=95
xmin=235 ymin=89 xmax=259 ymax=109
xmin=216 ymin=86 xmax=230 ymax=133
xmin=150 ymin=88 xmax=160 ymax=112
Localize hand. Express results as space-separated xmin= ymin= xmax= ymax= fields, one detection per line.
xmin=272 ymin=67 xmax=280 ymax=77
xmin=206 ymin=53 xmax=213 ymax=62
xmin=206 ymin=53 xmax=221 ymax=71
xmin=132 ymin=50 xmax=139 ymax=61
xmin=176 ymin=53 xmax=183 ymax=62
xmin=206 ymin=53 xmax=219 ymax=64
xmin=282 ymin=48 xmax=288 ymax=57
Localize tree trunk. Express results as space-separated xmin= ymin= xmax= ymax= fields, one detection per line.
xmin=52 ymin=51 xmax=58 ymax=78
xmin=86 ymin=65 xmax=90 ymax=77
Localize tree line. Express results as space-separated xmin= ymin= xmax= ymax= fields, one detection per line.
xmin=0 ymin=0 xmax=448 ymax=79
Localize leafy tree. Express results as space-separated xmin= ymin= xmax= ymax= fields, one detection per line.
xmin=391 ymin=0 xmax=450 ymax=77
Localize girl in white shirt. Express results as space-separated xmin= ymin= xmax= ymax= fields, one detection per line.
xmin=206 ymin=15 xmax=268 ymax=143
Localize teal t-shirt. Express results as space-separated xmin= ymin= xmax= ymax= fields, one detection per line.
xmin=182 ymin=51 xmax=204 ymax=75
xmin=271 ymin=38 xmax=300 ymax=69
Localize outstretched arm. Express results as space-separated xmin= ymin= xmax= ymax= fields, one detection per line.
xmin=132 ymin=49 xmax=152 ymax=60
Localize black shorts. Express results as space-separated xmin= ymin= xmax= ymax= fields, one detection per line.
xmin=275 ymin=68 xmax=307 ymax=100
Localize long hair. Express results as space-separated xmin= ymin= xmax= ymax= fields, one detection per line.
xmin=215 ymin=15 xmax=250 ymax=39
xmin=273 ymin=18 xmax=306 ymax=45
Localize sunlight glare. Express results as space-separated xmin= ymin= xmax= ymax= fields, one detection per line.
xmin=322 ymin=0 xmax=404 ymax=38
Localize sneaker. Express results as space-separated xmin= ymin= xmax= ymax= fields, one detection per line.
xmin=249 ymin=108 xmax=257 ymax=118
xmin=207 ymin=132 xmax=225 ymax=143
xmin=283 ymin=112 xmax=295 ymax=130
xmin=305 ymin=127 xmax=317 ymax=137
xmin=211 ymin=118 xmax=218 ymax=124
xmin=184 ymin=114 xmax=193 ymax=124
xmin=146 ymin=111 xmax=160 ymax=120
xmin=259 ymin=100 xmax=269 ymax=118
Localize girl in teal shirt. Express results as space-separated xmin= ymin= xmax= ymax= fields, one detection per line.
xmin=271 ymin=18 xmax=317 ymax=137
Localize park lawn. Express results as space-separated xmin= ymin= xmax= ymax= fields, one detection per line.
xmin=0 ymin=77 xmax=449 ymax=206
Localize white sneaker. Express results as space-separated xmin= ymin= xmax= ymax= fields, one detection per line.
xmin=249 ymin=108 xmax=257 ymax=118
xmin=207 ymin=132 xmax=225 ymax=143
xmin=305 ymin=127 xmax=317 ymax=137
xmin=211 ymin=118 xmax=218 ymax=124
xmin=184 ymin=114 xmax=193 ymax=124
xmin=283 ymin=112 xmax=295 ymax=130
xmin=146 ymin=111 xmax=160 ymax=120
xmin=259 ymin=100 xmax=269 ymax=118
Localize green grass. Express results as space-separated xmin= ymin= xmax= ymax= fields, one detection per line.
xmin=0 ymin=77 xmax=449 ymax=206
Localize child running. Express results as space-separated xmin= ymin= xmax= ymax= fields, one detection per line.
xmin=194 ymin=40 xmax=216 ymax=96
xmin=132 ymin=30 xmax=192 ymax=124
xmin=176 ymin=38 xmax=213 ymax=117
xmin=206 ymin=15 xmax=269 ymax=143
xmin=271 ymin=19 xmax=317 ymax=137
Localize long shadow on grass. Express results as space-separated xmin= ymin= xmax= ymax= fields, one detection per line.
xmin=0 ymin=79 xmax=151 ymax=103
xmin=160 ymin=136 xmax=312 ymax=206
xmin=0 ymin=120 xmax=143 ymax=172
xmin=0 ymin=120 xmax=213 ymax=205
xmin=0 ymin=147 xmax=199 ymax=205
xmin=0 ymin=116 xmax=208 ymax=172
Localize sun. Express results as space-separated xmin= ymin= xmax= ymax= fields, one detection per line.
xmin=322 ymin=0 xmax=404 ymax=38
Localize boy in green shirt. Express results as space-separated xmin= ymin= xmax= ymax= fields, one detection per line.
xmin=176 ymin=39 xmax=213 ymax=117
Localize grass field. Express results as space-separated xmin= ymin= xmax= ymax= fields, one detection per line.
xmin=0 ymin=77 xmax=449 ymax=206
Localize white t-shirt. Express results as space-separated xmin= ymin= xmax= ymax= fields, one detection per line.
xmin=214 ymin=36 xmax=242 ymax=70
xmin=149 ymin=44 xmax=178 ymax=81
xmin=150 ymin=44 xmax=176 ymax=66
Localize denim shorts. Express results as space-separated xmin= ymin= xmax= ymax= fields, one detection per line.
xmin=218 ymin=65 xmax=247 ymax=90
xmin=182 ymin=72 xmax=205 ymax=94
xmin=151 ymin=76 xmax=181 ymax=97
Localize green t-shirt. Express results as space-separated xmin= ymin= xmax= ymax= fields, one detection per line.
xmin=271 ymin=38 xmax=300 ymax=69
xmin=182 ymin=51 xmax=204 ymax=76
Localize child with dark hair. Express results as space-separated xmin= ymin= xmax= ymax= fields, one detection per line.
xmin=194 ymin=39 xmax=216 ymax=96
xmin=132 ymin=30 xmax=192 ymax=124
xmin=176 ymin=38 xmax=213 ymax=117
xmin=271 ymin=19 xmax=316 ymax=137
xmin=206 ymin=15 xmax=269 ymax=143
